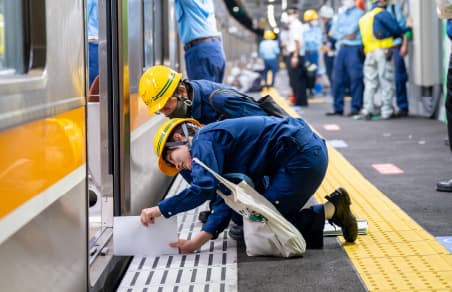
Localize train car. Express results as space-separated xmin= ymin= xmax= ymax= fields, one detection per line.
xmin=0 ymin=0 xmax=255 ymax=291
xmin=1 ymin=0 xmax=451 ymax=291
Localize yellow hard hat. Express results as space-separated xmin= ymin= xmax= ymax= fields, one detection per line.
xmin=303 ymin=9 xmax=319 ymax=22
xmin=139 ymin=65 xmax=182 ymax=114
xmin=153 ymin=118 xmax=202 ymax=176
xmin=263 ymin=30 xmax=275 ymax=40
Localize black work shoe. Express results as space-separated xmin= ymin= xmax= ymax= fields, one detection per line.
xmin=228 ymin=223 xmax=244 ymax=241
xmin=325 ymin=111 xmax=343 ymax=116
xmin=394 ymin=109 xmax=409 ymax=118
xmin=437 ymin=179 xmax=452 ymax=192
xmin=347 ymin=111 xmax=360 ymax=117
xmin=325 ymin=188 xmax=358 ymax=243
xmin=198 ymin=210 xmax=211 ymax=223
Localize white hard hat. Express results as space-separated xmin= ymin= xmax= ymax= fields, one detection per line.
xmin=280 ymin=12 xmax=290 ymax=23
xmin=319 ymin=5 xmax=334 ymax=19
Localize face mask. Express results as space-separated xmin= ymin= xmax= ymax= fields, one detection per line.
xmin=167 ymin=97 xmax=192 ymax=118
xmin=342 ymin=0 xmax=355 ymax=9
xmin=310 ymin=20 xmax=319 ymax=26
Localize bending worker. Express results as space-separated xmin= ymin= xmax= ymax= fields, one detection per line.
xmin=139 ymin=65 xmax=274 ymax=225
xmin=140 ymin=116 xmax=358 ymax=252
xmin=139 ymin=65 xmax=272 ymax=125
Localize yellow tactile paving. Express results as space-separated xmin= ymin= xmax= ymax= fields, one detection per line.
xmin=266 ymin=88 xmax=452 ymax=291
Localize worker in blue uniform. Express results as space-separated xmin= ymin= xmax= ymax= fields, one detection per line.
xmin=436 ymin=19 xmax=452 ymax=192
xmin=139 ymin=65 xmax=270 ymax=125
xmin=140 ymin=117 xmax=358 ymax=252
xmin=387 ymin=1 xmax=410 ymax=117
xmin=326 ymin=0 xmax=365 ymax=117
xmin=139 ymin=65 xmax=272 ymax=225
xmin=303 ymin=9 xmax=323 ymax=97
xmin=175 ymin=0 xmax=226 ymax=83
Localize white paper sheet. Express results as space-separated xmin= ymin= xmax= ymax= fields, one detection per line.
xmin=113 ymin=216 xmax=179 ymax=256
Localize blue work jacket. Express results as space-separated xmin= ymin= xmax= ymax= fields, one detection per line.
xmin=331 ymin=7 xmax=364 ymax=49
xmin=189 ymin=80 xmax=269 ymax=124
xmin=371 ymin=4 xmax=409 ymax=40
xmin=158 ymin=116 xmax=324 ymax=238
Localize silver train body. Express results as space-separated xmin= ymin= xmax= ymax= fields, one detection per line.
xmin=0 ymin=0 xmax=446 ymax=291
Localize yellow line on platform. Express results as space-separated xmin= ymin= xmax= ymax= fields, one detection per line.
xmin=266 ymin=88 xmax=452 ymax=291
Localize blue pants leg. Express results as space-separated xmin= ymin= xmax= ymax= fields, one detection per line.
xmin=332 ymin=48 xmax=347 ymax=113
xmin=185 ymin=40 xmax=226 ymax=83
xmin=344 ymin=46 xmax=364 ymax=113
xmin=393 ymin=47 xmax=409 ymax=111
xmin=88 ymin=42 xmax=99 ymax=87
xmin=263 ymin=137 xmax=329 ymax=248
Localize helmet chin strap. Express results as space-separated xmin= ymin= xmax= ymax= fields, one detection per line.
xmin=165 ymin=122 xmax=199 ymax=152
xmin=167 ymin=96 xmax=192 ymax=118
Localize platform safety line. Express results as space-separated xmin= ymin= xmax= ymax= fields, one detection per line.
xmin=270 ymin=88 xmax=452 ymax=291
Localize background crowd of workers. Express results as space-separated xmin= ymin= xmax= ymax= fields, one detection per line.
xmin=135 ymin=0 xmax=452 ymax=255
xmin=277 ymin=0 xmax=412 ymax=120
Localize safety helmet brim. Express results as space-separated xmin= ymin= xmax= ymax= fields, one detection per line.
xmin=153 ymin=118 xmax=202 ymax=176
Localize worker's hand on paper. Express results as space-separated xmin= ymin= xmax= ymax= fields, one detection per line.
xmin=170 ymin=231 xmax=213 ymax=254
xmin=140 ymin=206 xmax=162 ymax=227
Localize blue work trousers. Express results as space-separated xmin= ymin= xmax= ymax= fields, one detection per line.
xmin=332 ymin=45 xmax=364 ymax=113
xmin=262 ymin=58 xmax=279 ymax=86
xmin=185 ymin=39 xmax=226 ymax=83
xmin=324 ymin=54 xmax=335 ymax=87
xmin=264 ymin=137 xmax=329 ymax=248
xmin=393 ymin=46 xmax=409 ymax=111
xmin=88 ymin=42 xmax=99 ymax=88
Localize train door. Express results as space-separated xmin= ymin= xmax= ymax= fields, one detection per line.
xmin=87 ymin=0 xmax=132 ymax=289
xmin=87 ymin=0 xmax=180 ymax=290
xmin=0 ymin=0 xmax=87 ymax=291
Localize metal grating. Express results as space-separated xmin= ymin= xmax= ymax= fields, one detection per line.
xmin=116 ymin=177 xmax=238 ymax=292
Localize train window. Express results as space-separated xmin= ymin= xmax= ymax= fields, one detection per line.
xmin=143 ymin=0 xmax=163 ymax=67
xmin=0 ymin=0 xmax=46 ymax=76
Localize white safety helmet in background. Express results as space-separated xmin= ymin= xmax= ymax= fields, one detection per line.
xmin=319 ymin=5 xmax=335 ymax=19
xmin=280 ymin=12 xmax=290 ymax=24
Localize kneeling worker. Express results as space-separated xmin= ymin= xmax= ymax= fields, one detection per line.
xmin=140 ymin=116 xmax=358 ymax=253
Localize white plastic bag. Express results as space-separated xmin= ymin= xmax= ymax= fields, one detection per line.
xmin=436 ymin=0 xmax=452 ymax=19
xmin=193 ymin=158 xmax=306 ymax=257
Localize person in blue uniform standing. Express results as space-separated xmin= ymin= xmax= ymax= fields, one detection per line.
xmin=175 ymin=0 xmax=226 ymax=83
xmin=139 ymin=65 xmax=271 ymax=125
xmin=258 ymin=30 xmax=280 ymax=88
xmin=140 ymin=116 xmax=358 ymax=252
xmin=326 ymin=0 xmax=364 ymax=117
xmin=436 ymin=19 xmax=452 ymax=192
xmin=319 ymin=5 xmax=336 ymax=90
xmin=303 ymin=9 xmax=323 ymax=98
xmin=387 ymin=1 xmax=410 ymax=117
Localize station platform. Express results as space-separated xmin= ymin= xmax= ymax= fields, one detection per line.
xmin=117 ymin=70 xmax=452 ymax=291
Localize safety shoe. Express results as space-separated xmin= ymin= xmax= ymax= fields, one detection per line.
xmin=436 ymin=179 xmax=452 ymax=192
xmin=228 ymin=223 xmax=244 ymax=241
xmin=325 ymin=188 xmax=358 ymax=243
